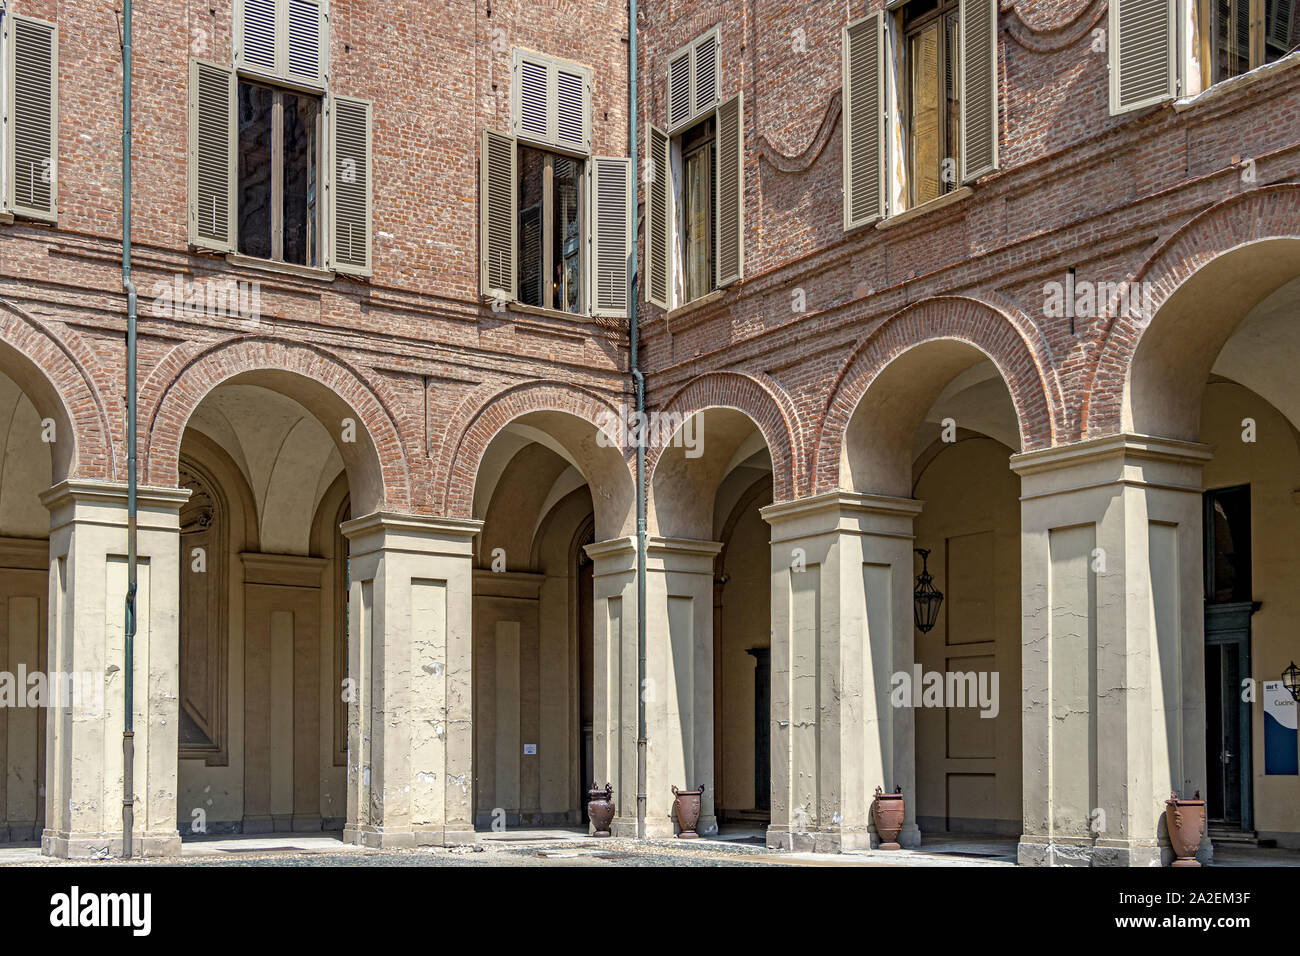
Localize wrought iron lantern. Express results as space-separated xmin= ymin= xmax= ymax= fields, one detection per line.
xmin=1283 ymin=661 xmax=1300 ymax=702
xmin=913 ymin=548 xmax=944 ymax=634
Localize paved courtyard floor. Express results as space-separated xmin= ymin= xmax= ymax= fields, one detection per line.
xmin=0 ymin=827 xmax=1295 ymax=867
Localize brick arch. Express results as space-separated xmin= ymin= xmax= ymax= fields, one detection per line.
xmin=649 ymin=370 xmax=802 ymax=503
xmin=813 ymin=295 xmax=1062 ymax=493
xmin=439 ymin=380 xmax=631 ymax=519
xmin=1085 ymin=184 xmax=1300 ymax=438
xmin=141 ymin=336 xmax=411 ymax=513
xmin=0 ymin=298 xmax=114 ymax=482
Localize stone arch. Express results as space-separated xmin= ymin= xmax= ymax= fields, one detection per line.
xmin=440 ymin=380 xmax=634 ymax=540
xmin=1086 ymin=185 xmax=1300 ymax=439
xmin=141 ymin=336 xmax=410 ymax=515
xmin=0 ymin=298 xmax=114 ymax=482
xmin=813 ymin=295 xmax=1062 ymax=493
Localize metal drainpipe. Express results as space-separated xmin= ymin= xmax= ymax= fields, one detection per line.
xmin=628 ymin=0 xmax=647 ymax=841
xmin=121 ymin=0 xmax=137 ymax=860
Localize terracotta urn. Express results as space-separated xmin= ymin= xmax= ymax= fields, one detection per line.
xmin=672 ymin=785 xmax=705 ymax=838
xmin=1165 ymin=790 xmax=1206 ymax=867
xmin=587 ymin=782 xmax=615 ymax=837
xmin=872 ymin=786 xmax=905 ymax=850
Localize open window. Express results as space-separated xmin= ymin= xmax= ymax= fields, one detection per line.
xmin=481 ymin=49 xmax=631 ymax=318
xmin=1201 ymin=0 xmax=1300 ymax=87
xmin=189 ymin=0 xmax=373 ymax=276
xmin=841 ymin=1 xmax=997 ymax=230
xmin=645 ymin=28 xmax=743 ymax=310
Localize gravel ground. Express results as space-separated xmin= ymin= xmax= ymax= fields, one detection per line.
xmin=0 ymin=835 xmax=798 ymax=867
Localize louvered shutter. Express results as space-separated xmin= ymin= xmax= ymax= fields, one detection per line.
xmin=237 ymin=0 xmax=278 ymax=75
xmin=516 ymin=57 xmax=550 ymax=142
xmin=1109 ymin=0 xmax=1176 ymax=115
xmin=646 ymin=125 xmax=671 ymax=308
xmin=480 ymin=130 xmax=516 ymax=299
xmin=286 ymin=0 xmax=326 ymax=87
xmin=714 ymin=93 xmax=743 ymax=288
xmin=187 ymin=59 xmax=236 ymax=251
xmin=842 ymin=14 xmax=885 ymax=229
xmin=591 ymin=157 xmax=631 ymax=316
xmin=960 ymin=0 xmax=998 ymax=183
xmin=693 ymin=32 xmax=718 ymax=116
xmin=6 ymin=15 xmax=58 ymax=222
xmin=328 ymin=95 xmax=372 ymax=276
xmin=667 ymin=49 xmax=692 ymax=132
xmin=555 ymin=66 xmax=588 ymax=153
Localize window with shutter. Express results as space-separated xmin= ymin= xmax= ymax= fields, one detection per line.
xmin=842 ymin=13 xmax=886 ymax=230
xmin=188 ymin=59 xmax=236 ymax=251
xmin=646 ymin=125 xmax=671 ymax=309
xmin=236 ymin=0 xmax=327 ymax=89
xmin=1110 ymin=0 xmax=1177 ymax=114
xmin=511 ymin=49 xmax=592 ymax=155
xmin=591 ymin=156 xmax=631 ymax=316
xmin=329 ymin=95 xmax=371 ymax=276
xmin=6 ymin=14 xmax=58 ymax=222
xmin=959 ymin=0 xmax=999 ymax=183
xmin=656 ymin=27 xmax=743 ymax=307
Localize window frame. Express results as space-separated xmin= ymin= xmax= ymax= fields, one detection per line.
xmin=679 ymin=116 xmax=717 ymax=304
xmin=516 ymin=145 xmax=588 ymax=315
xmin=235 ymin=77 xmax=325 ymax=268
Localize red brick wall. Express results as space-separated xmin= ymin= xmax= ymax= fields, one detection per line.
xmin=636 ymin=0 xmax=1300 ymax=500
xmin=2 ymin=1 xmax=1299 ymax=517
xmin=0 ymin=0 xmax=632 ymax=514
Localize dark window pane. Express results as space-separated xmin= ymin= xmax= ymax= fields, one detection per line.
xmin=283 ymin=92 xmax=320 ymax=266
xmin=1207 ymin=486 xmax=1251 ymax=603
xmin=237 ymin=82 xmax=274 ymax=260
xmin=553 ymin=156 xmax=582 ymax=313
xmin=518 ymin=147 xmax=546 ymax=306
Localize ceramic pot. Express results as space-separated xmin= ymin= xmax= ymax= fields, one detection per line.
xmin=872 ymin=786 xmax=905 ymax=850
xmin=672 ymin=785 xmax=705 ymax=838
xmin=587 ymin=783 xmax=615 ymax=837
xmin=1165 ymin=791 xmax=1206 ymax=867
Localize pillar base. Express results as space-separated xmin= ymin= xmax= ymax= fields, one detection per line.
xmin=1016 ymin=835 xmax=1210 ymax=867
xmin=344 ymin=824 xmax=478 ymax=849
xmin=42 ymin=827 xmax=182 ymax=859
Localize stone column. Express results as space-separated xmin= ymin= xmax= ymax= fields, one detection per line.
xmin=40 ymin=480 xmax=188 ymax=858
xmin=1012 ymin=435 xmax=1211 ymax=867
xmin=341 ymin=513 xmax=480 ymax=848
xmin=763 ymin=492 xmax=922 ymax=853
xmin=643 ymin=536 xmax=722 ymax=838
xmin=585 ymin=536 xmax=638 ymax=837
